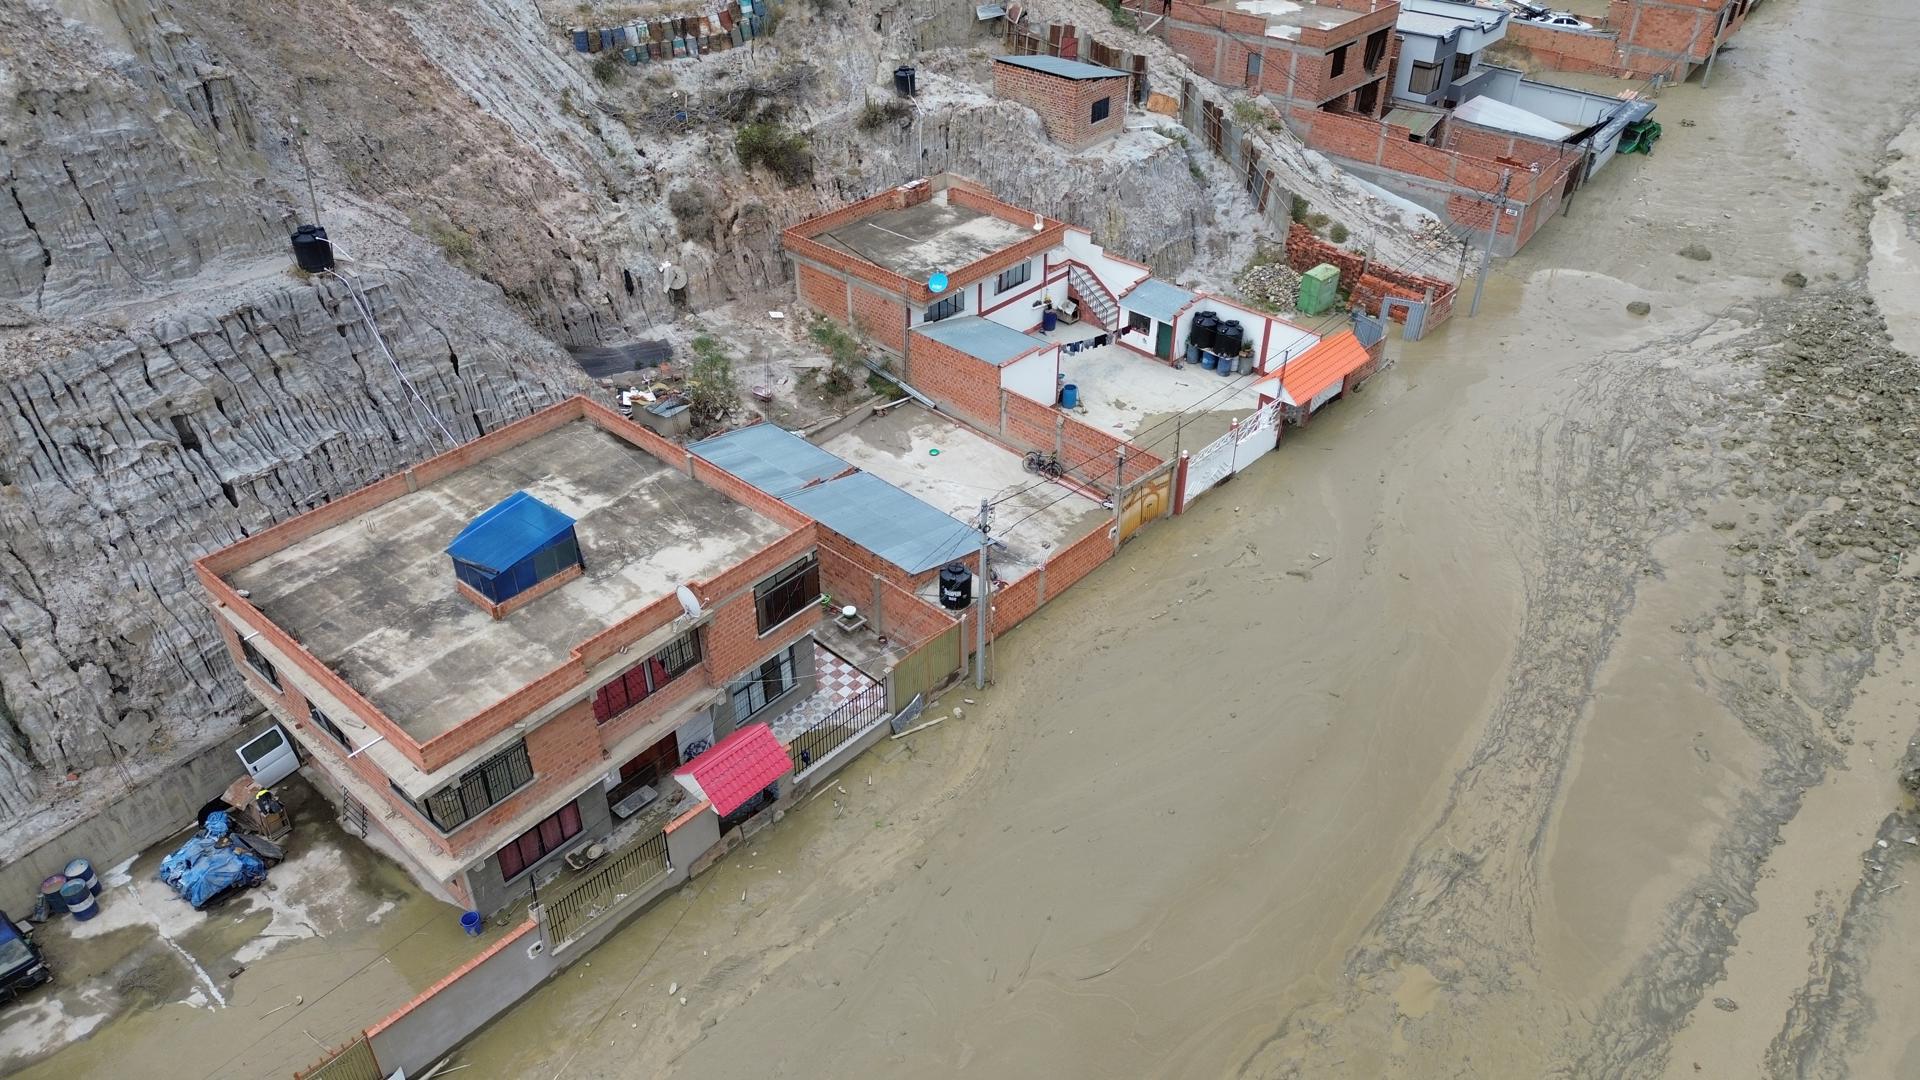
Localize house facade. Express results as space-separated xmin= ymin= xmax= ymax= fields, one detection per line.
xmin=992 ymin=54 xmax=1132 ymax=149
xmin=1390 ymin=0 xmax=1508 ymax=108
xmin=1127 ymin=0 xmax=1400 ymax=117
xmin=196 ymin=397 xmax=826 ymax=914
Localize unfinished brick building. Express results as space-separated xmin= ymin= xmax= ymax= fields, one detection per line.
xmin=992 ymin=54 xmax=1132 ymax=149
xmin=1503 ymin=0 xmax=1760 ymax=82
xmin=1126 ymin=0 xmax=1400 ymax=116
xmin=197 ymin=397 xmax=829 ymax=914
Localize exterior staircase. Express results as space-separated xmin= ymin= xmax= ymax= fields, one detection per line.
xmin=1067 ymin=264 xmax=1121 ymax=329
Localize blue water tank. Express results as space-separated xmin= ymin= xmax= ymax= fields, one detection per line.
xmin=1060 ymin=383 xmax=1079 ymax=409
xmin=1200 ymin=350 xmax=1217 ymax=370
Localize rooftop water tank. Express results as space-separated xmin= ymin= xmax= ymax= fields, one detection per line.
xmin=1215 ymin=319 xmax=1244 ymax=360
xmin=1190 ymin=311 xmax=1219 ymax=350
xmin=291 ymin=225 xmax=334 ymax=273
xmin=938 ymin=561 xmax=972 ymax=610
xmin=894 ymin=66 xmax=918 ymax=98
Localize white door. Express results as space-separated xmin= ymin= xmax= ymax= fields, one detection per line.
xmin=237 ymin=724 xmax=300 ymax=786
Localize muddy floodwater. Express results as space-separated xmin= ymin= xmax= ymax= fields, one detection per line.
xmin=16 ymin=0 xmax=1920 ymax=1076
xmin=444 ymin=4 xmax=1920 ymax=1077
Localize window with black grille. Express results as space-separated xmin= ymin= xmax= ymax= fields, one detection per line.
xmin=755 ymin=556 xmax=820 ymax=634
xmin=417 ymin=740 xmax=535 ymax=833
xmin=308 ymin=701 xmax=351 ymax=749
xmin=239 ymin=637 xmax=280 ymax=689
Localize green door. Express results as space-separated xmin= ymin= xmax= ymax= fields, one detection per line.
xmin=1154 ymin=321 xmax=1173 ymax=360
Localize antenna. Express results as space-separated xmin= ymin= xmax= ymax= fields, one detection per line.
xmin=675 ymin=584 xmax=703 ymax=620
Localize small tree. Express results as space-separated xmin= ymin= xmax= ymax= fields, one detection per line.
xmin=685 ymin=335 xmax=742 ymax=428
xmin=807 ymin=316 xmax=864 ymax=395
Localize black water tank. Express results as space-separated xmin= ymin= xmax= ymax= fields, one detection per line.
xmin=938 ymin=561 xmax=972 ymax=610
xmin=1190 ymin=311 xmax=1219 ymax=350
xmin=291 ymin=224 xmax=334 ymax=273
xmin=1216 ymin=319 xmax=1244 ymax=359
xmin=894 ymin=66 xmax=917 ymax=98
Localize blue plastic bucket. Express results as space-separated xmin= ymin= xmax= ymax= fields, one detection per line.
xmin=64 ymin=858 xmax=100 ymax=896
xmin=60 ymin=879 xmax=97 ymax=921
xmin=1060 ymin=384 xmax=1079 ymax=409
xmin=461 ymin=911 xmax=483 ymax=936
xmin=39 ymin=875 xmax=67 ymax=914
xmin=1218 ymin=354 xmax=1236 ymax=376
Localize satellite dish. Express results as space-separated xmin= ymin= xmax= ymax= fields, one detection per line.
xmin=676 ymin=584 xmax=703 ymax=620
xmin=662 ymin=264 xmax=689 ymax=292
xmin=927 ymin=271 xmax=949 ymax=293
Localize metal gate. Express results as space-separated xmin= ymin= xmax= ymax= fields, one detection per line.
xmin=294 ymin=1036 xmax=382 ymax=1080
xmin=1380 ymin=297 xmax=1428 ymax=341
xmin=888 ymin=621 xmax=962 ymax=713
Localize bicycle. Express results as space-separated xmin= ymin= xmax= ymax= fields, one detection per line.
xmin=1023 ymin=450 xmax=1066 ymax=480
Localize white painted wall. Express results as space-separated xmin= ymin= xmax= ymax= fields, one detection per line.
xmin=1061 ymin=228 xmax=1151 ymax=297
xmin=1001 ymin=346 xmax=1061 ymax=405
xmin=1172 ymin=296 xmax=1320 ymax=372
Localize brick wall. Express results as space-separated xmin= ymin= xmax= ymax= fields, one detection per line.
xmin=991 ymin=570 xmax=1044 ymax=635
xmin=992 ymin=63 xmax=1129 ymax=149
xmin=1502 ymin=20 xmax=1627 ymax=75
xmin=852 ymin=284 xmax=908 ymax=354
xmin=1127 ymin=0 xmax=1395 ymax=107
xmin=1043 ymin=521 xmax=1117 ymax=597
xmin=906 ymin=330 xmax=1007 ymax=430
xmin=1283 ymin=223 xmax=1457 ymax=328
xmin=797 ymin=261 xmax=850 ymax=321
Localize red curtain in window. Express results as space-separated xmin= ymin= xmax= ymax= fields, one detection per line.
xmin=497 ymin=802 xmax=586 ymax=882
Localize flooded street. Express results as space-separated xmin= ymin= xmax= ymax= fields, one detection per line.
xmin=438 ymin=1 xmax=1920 ymax=1076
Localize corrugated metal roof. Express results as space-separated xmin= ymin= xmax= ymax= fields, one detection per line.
xmin=1255 ymin=329 xmax=1372 ymax=406
xmin=1452 ymin=95 xmax=1580 ymax=142
xmin=444 ymin=492 xmax=574 ymax=574
xmin=691 ymin=424 xmax=850 ymax=497
xmin=993 ymin=53 xmax=1129 ymax=80
xmin=1383 ymin=107 xmax=1444 ymax=137
xmin=784 ymin=472 xmax=980 ymax=574
xmin=674 ymin=723 xmax=789 ymax=815
xmin=911 ymin=316 xmax=1047 ymax=366
xmin=1120 ymin=278 xmax=1196 ymax=324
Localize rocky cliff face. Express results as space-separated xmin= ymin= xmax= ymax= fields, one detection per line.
xmin=0 ymin=0 xmax=582 ymax=829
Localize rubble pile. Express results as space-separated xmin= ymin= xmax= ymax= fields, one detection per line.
xmin=1236 ymin=261 xmax=1302 ymax=311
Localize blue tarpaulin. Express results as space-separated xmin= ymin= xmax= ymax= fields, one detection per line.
xmin=158 ymin=812 xmax=269 ymax=909
xmin=446 ymin=492 xmax=575 ymax=575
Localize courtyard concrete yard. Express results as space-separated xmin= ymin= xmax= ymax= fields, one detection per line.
xmin=1043 ymin=320 xmax=1264 ymax=449
xmin=0 ymin=780 xmax=511 ymax=1080
xmin=822 ymin=405 xmax=1110 ymax=581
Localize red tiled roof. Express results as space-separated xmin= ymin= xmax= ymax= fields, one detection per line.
xmin=1255 ymin=329 xmax=1369 ymax=406
xmin=673 ymin=722 xmax=789 ymax=815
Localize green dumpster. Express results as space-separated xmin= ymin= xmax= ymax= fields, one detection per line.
xmin=1297 ymin=263 xmax=1340 ymax=316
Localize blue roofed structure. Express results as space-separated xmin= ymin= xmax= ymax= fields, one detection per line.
xmin=1120 ymin=278 xmax=1196 ymax=324
xmin=693 ymin=425 xmax=978 ymax=576
xmin=992 ymin=54 xmax=1130 ymax=80
xmin=688 ymin=424 xmax=851 ymax=497
xmin=911 ymin=316 xmax=1048 ymax=366
xmin=446 ymin=491 xmax=582 ymax=606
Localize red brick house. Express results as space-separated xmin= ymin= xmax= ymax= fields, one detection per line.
xmin=1129 ymin=0 xmax=1401 ymax=117
xmin=196 ymin=397 xmax=827 ymax=914
xmin=992 ymin=54 xmax=1132 ymax=149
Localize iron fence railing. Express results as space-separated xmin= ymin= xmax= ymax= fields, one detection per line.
xmin=543 ymin=830 xmax=671 ymax=947
xmin=787 ymin=682 xmax=889 ymax=776
xmin=295 ymin=1036 xmax=382 ymax=1080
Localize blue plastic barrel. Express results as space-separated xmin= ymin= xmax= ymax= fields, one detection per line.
xmin=1042 ymin=309 xmax=1058 ymax=332
xmin=1219 ymin=353 xmax=1236 ymax=376
xmin=572 ymin=28 xmax=590 ymax=51
xmin=40 ymin=875 xmax=67 ymax=914
xmin=60 ymin=879 xmax=97 ymax=921
xmin=1060 ymin=384 xmax=1079 ymax=409
xmin=461 ymin=911 xmax=483 ymax=936
xmin=1200 ymin=350 xmax=1217 ymax=370
xmin=64 ymin=858 xmax=100 ymax=896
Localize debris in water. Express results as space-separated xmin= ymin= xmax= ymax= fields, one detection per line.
xmin=668 ymin=982 xmax=679 ymax=996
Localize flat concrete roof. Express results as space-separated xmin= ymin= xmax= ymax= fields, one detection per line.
xmin=227 ymin=421 xmax=788 ymax=741
xmin=1215 ymin=0 xmax=1367 ymax=38
xmin=815 ymin=191 xmax=1035 ymax=287
xmin=993 ymin=54 xmax=1130 ymax=80
xmin=823 ymin=407 xmax=1109 ymax=582
xmin=912 ymin=315 xmax=1047 ymax=365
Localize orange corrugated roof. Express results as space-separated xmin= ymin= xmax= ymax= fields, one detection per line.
xmin=1255 ymin=330 xmax=1369 ymax=406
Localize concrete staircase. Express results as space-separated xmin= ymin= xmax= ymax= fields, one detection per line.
xmin=1067 ymin=264 xmax=1120 ymax=329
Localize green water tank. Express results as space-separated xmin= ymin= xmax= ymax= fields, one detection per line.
xmin=1297 ymin=263 xmax=1341 ymax=316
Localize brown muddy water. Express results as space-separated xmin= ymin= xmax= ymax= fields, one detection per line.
xmin=431 ymin=2 xmax=1920 ymax=1075
xmin=21 ymin=0 xmax=1920 ymax=1076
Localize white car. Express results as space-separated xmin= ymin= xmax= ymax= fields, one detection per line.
xmin=1515 ymin=8 xmax=1594 ymax=28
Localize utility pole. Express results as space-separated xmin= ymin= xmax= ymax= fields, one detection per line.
xmin=1469 ymin=168 xmax=1511 ymax=319
xmin=974 ymin=499 xmax=991 ymax=690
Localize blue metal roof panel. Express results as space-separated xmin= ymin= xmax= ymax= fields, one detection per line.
xmin=783 ymin=472 xmax=980 ymax=574
xmin=445 ymin=491 xmax=575 ymax=574
xmin=994 ymin=54 xmax=1130 ymax=80
xmin=911 ymin=316 xmax=1046 ymax=366
xmin=1122 ymin=278 xmax=1196 ymax=324
xmin=690 ymin=424 xmax=851 ymax=498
